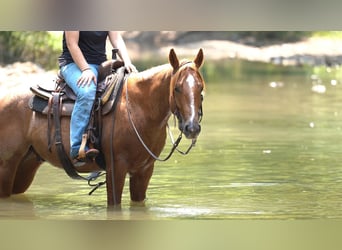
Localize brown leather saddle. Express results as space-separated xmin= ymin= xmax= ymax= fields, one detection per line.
xmin=29 ymin=59 xmax=125 ymax=116
xmin=28 ymin=59 xmax=127 ymax=179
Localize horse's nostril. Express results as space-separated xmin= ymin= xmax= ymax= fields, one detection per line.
xmin=184 ymin=123 xmax=201 ymax=135
xmin=185 ymin=124 xmax=194 ymax=133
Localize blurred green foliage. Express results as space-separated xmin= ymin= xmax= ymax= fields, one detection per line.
xmin=0 ymin=31 xmax=62 ymax=69
xmin=232 ymin=31 xmax=312 ymax=44
xmin=1 ymin=31 xmax=341 ymax=71
xmin=312 ymin=31 xmax=342 ymax=40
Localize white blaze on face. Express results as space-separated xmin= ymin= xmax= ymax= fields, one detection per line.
xmin=186 ymin=74 xmax=196 ymax=121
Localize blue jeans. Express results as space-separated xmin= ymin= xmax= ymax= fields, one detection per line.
xmin=60 ymin=63 xmax=99 ymax=158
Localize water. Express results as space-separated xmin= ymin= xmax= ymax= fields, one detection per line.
xmin=2 ymin=65 xmax=342 ymax=220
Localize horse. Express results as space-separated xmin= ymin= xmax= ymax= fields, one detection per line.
xmin=0 ymin=48 xmax=205 ymax=206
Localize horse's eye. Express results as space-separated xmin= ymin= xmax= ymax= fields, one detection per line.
xmin=201 ymin=89 xmax=205 ymax=99
xmin=174 ymin=86 xmax=181 ymax=93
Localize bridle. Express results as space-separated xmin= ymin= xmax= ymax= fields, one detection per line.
xmin=125 ymin=65 xmax=204 ymax=162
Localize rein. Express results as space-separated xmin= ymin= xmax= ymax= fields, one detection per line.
xmin=167 ymin=123 xmax=197 ymax=155
xmin=125 ymin=79 xmax=196 ymax=162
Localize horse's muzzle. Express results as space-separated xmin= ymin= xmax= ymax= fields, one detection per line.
xmin=182 ymin=121 xmax=201 ymax=139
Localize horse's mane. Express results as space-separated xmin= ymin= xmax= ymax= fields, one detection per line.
xmin=137 ymin=59 xmax=192 ymax=81
xmin=138 ymin=63 xmax=171 ymax=81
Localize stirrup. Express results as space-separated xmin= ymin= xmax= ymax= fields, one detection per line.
xmin=72 ymin=149 xmax=99 ymax=167
xmin=85 ymin=148 xmax=99 ymax=160
xmin=72 ymin=156 xmax=86 ymax=167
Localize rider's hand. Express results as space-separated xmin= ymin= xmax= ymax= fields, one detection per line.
xmin=124 ymin=63 xmax=138 ymax=73
xmin=77 ymin=68 xmax=97 ymax=87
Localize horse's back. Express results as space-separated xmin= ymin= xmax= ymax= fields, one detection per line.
xmin=0 ymin=83 xmax=33 ymax=154
xmin=0 ymin=82 xmax=33 ymax=137
xmin=0 ymin=82 xmax=32 ymax=114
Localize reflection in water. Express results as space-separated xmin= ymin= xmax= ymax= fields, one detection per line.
xmin=2 ymin=69 xmax=342 ymax=219
xmin=0 ymin=195 xmax=37 ymax=219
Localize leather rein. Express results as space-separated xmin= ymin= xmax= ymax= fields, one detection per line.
xmin=125 ymin=71 xmax=203 ymax=162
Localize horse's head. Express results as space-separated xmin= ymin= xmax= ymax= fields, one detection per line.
xmin=169 ymin=48 xmax=205 ymax=139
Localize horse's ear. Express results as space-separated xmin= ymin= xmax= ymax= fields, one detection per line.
xmin=169 ymin=48 xmax=179 ymax=71
xmin=194 ymin=48 xmax=204 ymax=68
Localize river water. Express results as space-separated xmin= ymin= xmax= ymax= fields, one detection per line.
xmin=1 ymin=63 xmax=342 ymax=220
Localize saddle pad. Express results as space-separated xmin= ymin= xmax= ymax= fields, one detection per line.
xmin=28 ymin=95 xmax=48 ymax=113
xmin=29 ymin=95 xmax=75 ymax=116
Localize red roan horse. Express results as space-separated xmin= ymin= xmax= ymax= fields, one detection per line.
xmin=0 ymin=48 xmax=205 ymax=206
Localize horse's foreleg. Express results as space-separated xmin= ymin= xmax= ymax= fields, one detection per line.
xmin=106 ymin=165 xmax=127 ymax=206
xmin=129 ymin=163 xmax=154 ymax=203
xmin=12 ymin=148 xmax=42 ymax=194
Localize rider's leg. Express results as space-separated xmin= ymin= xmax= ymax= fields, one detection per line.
xmin=60 ymin=63 xmax=99 ymax=161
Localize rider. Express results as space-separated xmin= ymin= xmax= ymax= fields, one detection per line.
xmin=58 ymin=31 xmax=137 ymax=167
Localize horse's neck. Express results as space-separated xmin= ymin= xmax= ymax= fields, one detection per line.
xmin=131 ymin=65 xmax=173 ymax=124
